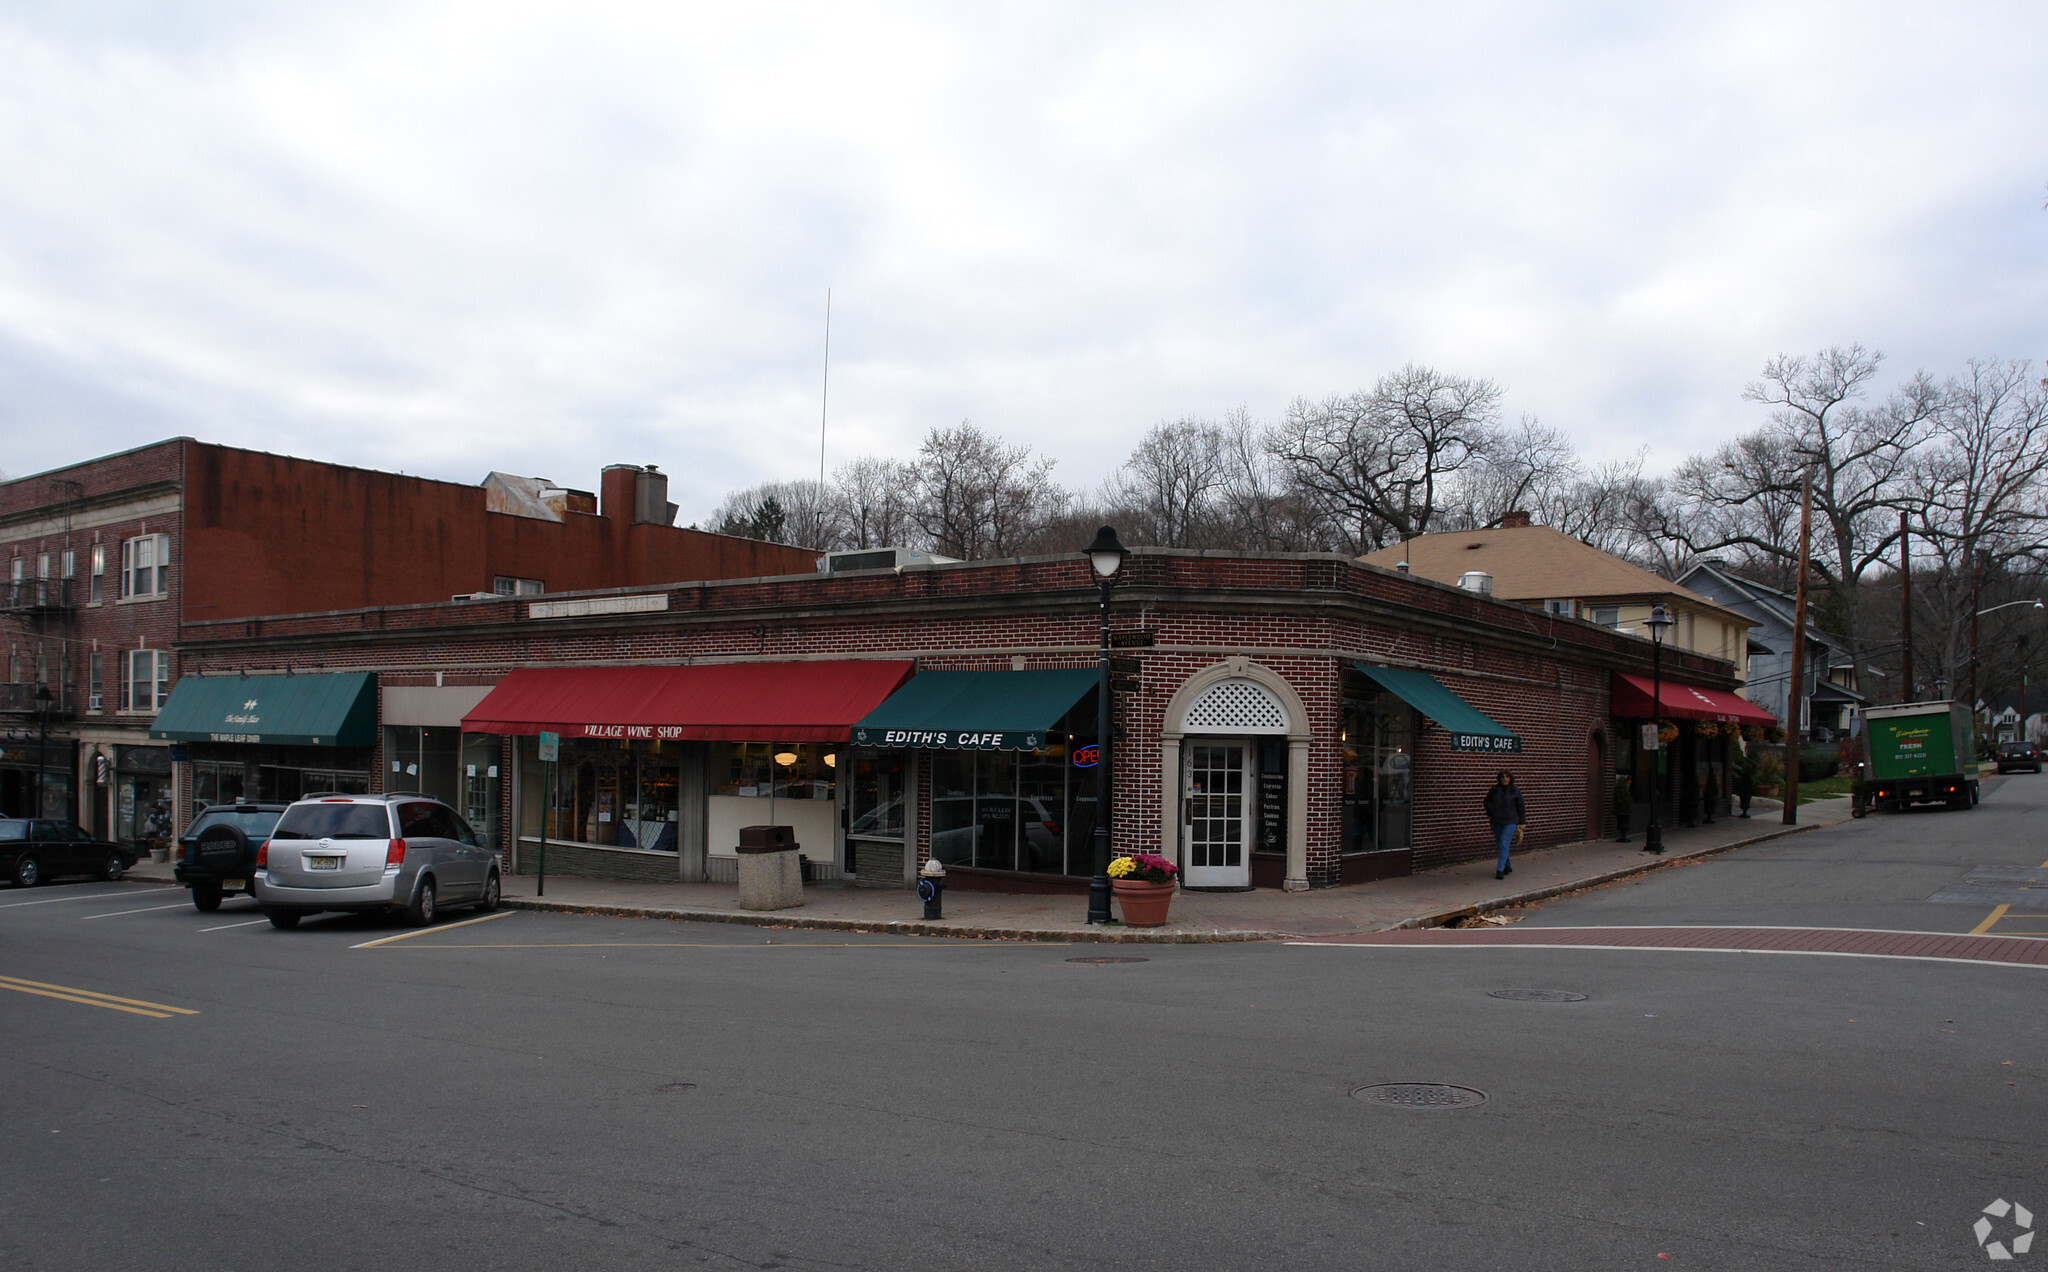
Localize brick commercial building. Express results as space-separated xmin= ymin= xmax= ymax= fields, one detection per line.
xmin=153 ymin=548 xmax=1752 ymax=891
xmin=0 ymin=439 xmax=814 ymax=850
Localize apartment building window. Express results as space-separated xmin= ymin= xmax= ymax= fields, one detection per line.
xmin=89 ymin=654 xmax=103 ymax=713
xmin=37 ymin=553 xmax=50 ymax=580
xmin=61 ymin=549 xmax=75 ymax=580
xmin=121 ymin=534 xmax=171 ymax=600
xmin=493 ymin=576 xmax=544 ymax=597
xmin=90 ymin=544 xmax=105 ymax=603
xmin=121 ymin=649 xmax=169 ymax=713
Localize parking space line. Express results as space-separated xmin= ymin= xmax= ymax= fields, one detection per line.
xmin=197 ymin=918 xmax=271 ymax=932
xmin=351 ymin=910 xmax=513 ymax=949
xmin=1972 ymin=905 xmax=2012 ymax=935
xmin=0 ymin=974 xmax=198 ymax=1018
xmin=79 ymin=903 xmax=193 ymax=920
xmin=0 ymin=890 xmax=154 ymax=910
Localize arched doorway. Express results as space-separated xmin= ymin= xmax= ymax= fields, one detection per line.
xmin=1159 ymin=659 xmax=1311 ymax=891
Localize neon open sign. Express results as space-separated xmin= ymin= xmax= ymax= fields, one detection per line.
xmin=1072 ymin=744 xmax=1101 ymax=768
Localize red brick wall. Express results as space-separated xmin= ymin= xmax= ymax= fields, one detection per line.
xmin=169 ymin=551 xmax=1741 ymax=881
xmin=180 ymin=443 xmax=817 ymax=623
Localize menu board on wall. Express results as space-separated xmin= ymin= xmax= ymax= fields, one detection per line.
xmin=1258 ymin=763 xmax=1287 ymax=853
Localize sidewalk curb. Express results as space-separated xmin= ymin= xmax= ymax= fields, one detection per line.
xmin=497 ymin=897 xmax=1283 ymax=944
xmin=1389 ymin=814 xmax=1836 ymax=933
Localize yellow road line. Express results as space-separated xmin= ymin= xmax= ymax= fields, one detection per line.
xmin=351 ymin=910 xmax=513 ymax=949
xmin=1971 ymin=855 xmax=2048 ymax=934
xmin=0 ymin=975 xmax=197 ymax=1018
xmin=1972 ymin=905 xmax=2012 ymax=935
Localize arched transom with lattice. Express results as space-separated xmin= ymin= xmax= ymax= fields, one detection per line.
xmin=1181 ymin=678 xmax=1292 ymax=734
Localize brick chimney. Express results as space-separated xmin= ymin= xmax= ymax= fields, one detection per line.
xmin=1499 ymin=510 xmax=1532 ymax=528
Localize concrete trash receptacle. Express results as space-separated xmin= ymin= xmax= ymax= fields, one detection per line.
xmin=736 ymin=825 xmax=803 ymax=911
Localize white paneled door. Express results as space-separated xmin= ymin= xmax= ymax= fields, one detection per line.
xmin=1182 ymin=742 xmax=1250 ymax=888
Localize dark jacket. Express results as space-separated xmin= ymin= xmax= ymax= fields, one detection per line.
xmin=1483 ymin=783 xmax=1527 ymax=832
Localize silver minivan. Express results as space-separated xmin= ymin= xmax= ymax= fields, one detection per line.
xmin=254 ymin=794 xmax=500 ymax=929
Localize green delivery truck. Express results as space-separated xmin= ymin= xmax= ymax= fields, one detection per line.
xmin=1863 ymin=700 xmax=1979 ymax=812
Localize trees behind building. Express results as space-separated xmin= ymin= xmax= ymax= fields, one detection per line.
xmin=702 ymin=349 xmax=2048 ymax=710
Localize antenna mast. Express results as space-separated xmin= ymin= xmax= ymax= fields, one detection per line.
xmin=818 ymin=287 xmax=831 ymax=487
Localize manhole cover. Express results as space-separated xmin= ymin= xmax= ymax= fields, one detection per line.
xmin=1488 ymin=988 xmax=1589 ymax=1002
xmin=1066 ymin=956 xmax=1149 ymax=965
xmin=657 ymin=1082 xmax=698 ymax=1093
xmin=1351 ymin=1083 xmax=1488 ymax=1109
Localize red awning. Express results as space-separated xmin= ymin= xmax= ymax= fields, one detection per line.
xmin=1611 ymin=673 xmax=1777 ymax=725
xmin=461 ymin=660 xmax=915 ymax=742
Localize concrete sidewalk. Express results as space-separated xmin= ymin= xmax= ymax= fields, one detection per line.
xmin=124 ymin=796 xmax=1858 ymax=943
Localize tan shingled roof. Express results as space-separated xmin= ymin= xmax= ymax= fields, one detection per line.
xmin=1358 ymin=524 xmax=1747 ymax=624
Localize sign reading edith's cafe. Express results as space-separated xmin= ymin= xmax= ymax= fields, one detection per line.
xmin=852 ymin=728 xmax=1046 ymax=751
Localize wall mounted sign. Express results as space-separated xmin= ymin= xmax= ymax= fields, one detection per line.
xmin=1108 ymin=631 xmax=1156 ymax=648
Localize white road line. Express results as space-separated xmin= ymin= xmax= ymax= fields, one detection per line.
xmin=0 ymin=890 xmax=156 ymax=909
xmin=1284 ymin=942 xmax=2048 ymax=970
xmin=197 ymin=918 xmax=271 ymax=932
xmin=80 ymin=903 xmax=192 ymax=920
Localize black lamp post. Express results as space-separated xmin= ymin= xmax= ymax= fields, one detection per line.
xmin=33 ymin=683 xmax=52 ymax=820
xmin=1082 ymin=526 xmax=1128 ymax=925
xmin=1643 ymin=604 xmax=1673 ymax=854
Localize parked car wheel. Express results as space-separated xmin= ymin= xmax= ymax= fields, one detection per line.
xmin=406 ymin=878 xmax=437 ymax=927
xmin=100 ymin=851 xmax=126 ymax=882
xmin=12 ymin=854 xmax=39 ymax=888
xmin=191 ymin=882 xmax=224 ymax=913
xmin=265 ymin=909 xmax=303 ymax=929
xmin=476 ymin=870 xmax=500 ymax=913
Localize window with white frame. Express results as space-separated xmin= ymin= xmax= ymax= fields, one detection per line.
xmin=122 ymin=649 xmax=169 ymax=713
xmin=61 ymin=549 xmax=74 ymax=580
xmin=88 ymin=653 xmax=103 ymax=712
xmin=90 ymin=543 xmax=105 ymax=603
xmin=120 ymin=534 xmax=170 ymax=600
xmin=493 ymin=576 xmax=544 ymax=596
xmin=1543 ymin=598 xmax=1577 ymax=618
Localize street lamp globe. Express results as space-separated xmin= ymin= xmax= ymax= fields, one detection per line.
xmin=1646 ymin=604 xmax=1674 ymax=640
xmin=1084 ymin=526 xmax=1128 ymax=581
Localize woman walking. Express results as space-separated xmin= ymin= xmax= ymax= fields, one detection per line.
xmin=1483 ymin=771 xmax=1527 ymax=881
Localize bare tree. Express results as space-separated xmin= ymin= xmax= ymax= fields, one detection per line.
xmin=708 ymin=479 xmax=841 ymax=548
xmin=1907 ymin=359 xmax=2048 ymax=701
xmin=1444 ymin=414 xmax=1581 ymax=530
xmin=1103 ymin=418 xmax=1230 ymax=548
xmin=1266 ymin=364 xmax=1506 ymax=552
xmin=1664 ymin=345 xmax=1935 ymax=667
xmin=832 ymin=457 xmax=920 ymax=550
xmin=911 ymin=422 xmax=1065 ymax=559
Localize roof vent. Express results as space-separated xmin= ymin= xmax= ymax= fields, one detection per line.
xmin=1458 ymin=571 xmax=1494 ymax=596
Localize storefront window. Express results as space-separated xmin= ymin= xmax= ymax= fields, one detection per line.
xmin=710 ymin=741 xmax=835 ymax=799
xmin=192 ymin=761 xmax=246 ymax=806
xmin=928 ymin=731 xmax=1093 ymax=876
xmin=1340 ymin=688 xmax=1414 ymax=855
xmin=848 ymin=751 xmax=904 ymax=839
xmin=542 ymin=738 xmax=684 ymax=851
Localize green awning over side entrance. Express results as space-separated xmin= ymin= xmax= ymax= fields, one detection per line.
xmin=1351 ymin=663 xmax=1521 ymax=754
xmin=150 ymin=672 xmax=378 ymax=748
xmin=851 ymin=669 xmax=1098 ymax=750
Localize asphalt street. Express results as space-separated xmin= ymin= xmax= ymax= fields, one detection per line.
xmin=2 ymin=777 xmax=2042 ymax=1271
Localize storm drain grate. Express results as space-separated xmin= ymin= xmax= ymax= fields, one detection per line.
xmin=1488 ymin=988 xmax=1589 ymax=1002
xmin=1066 ymin=956 xmax=1150 ymax=965
xmin=1351 ymin=1083 xmax=1488 ymax=1109
xmin=657 ymin=1082 xmax=698 ymax=1094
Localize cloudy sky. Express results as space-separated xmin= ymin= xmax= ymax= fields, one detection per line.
xmin=2 ymin=1 xmax=2044 ymax=521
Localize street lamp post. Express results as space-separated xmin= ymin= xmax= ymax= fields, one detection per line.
xmin=1643 ymin=605 xmax=1674 ymax=855
xmin=1082 ymin=526 xmax=1128 ymax=925
xmin=33 ymin=684 xmax=52 ymax=819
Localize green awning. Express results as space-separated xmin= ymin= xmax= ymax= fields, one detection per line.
xmin=851 ymin=669 xmax=1098 ymax=750
xmin=150 ymin=673 xmax=378 ymax=748
xmin=1352 ymin=663 xmax=1520 ymax=754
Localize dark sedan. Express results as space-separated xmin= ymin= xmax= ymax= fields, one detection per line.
xmin=1 ymin=819 xmax=139 ymax=887
xmin=1996 ymin=742 xmax=2043 ymax=774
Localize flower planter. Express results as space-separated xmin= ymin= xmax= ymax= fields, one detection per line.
xmin=1111 ymin=879 xmax=1176 ymax=927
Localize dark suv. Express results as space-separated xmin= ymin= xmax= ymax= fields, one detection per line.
xmin=175 ymin=803 xmax=290 ymax=912
xmin=1996 ymin=742 xmax=2042 ymax=774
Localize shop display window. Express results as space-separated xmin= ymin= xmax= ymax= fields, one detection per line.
xmin=1340 ymin=684 xmax=1414 ymax=855
xmin=710 ymin=741 xmax=835 ymax=800
xmin=928 ymin=731 xmax=1093 ymax=876
xmin=540 ymin=738 xmax=684 ymax=852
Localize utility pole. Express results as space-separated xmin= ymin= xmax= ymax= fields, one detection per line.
xmin=1970 ymin=548 xmax=1982 ymax=751
xmin=1783 ymin=473 xmax=1812 ymax=826
xmin=1898 ymin=510 xmax=1912 ymax=702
